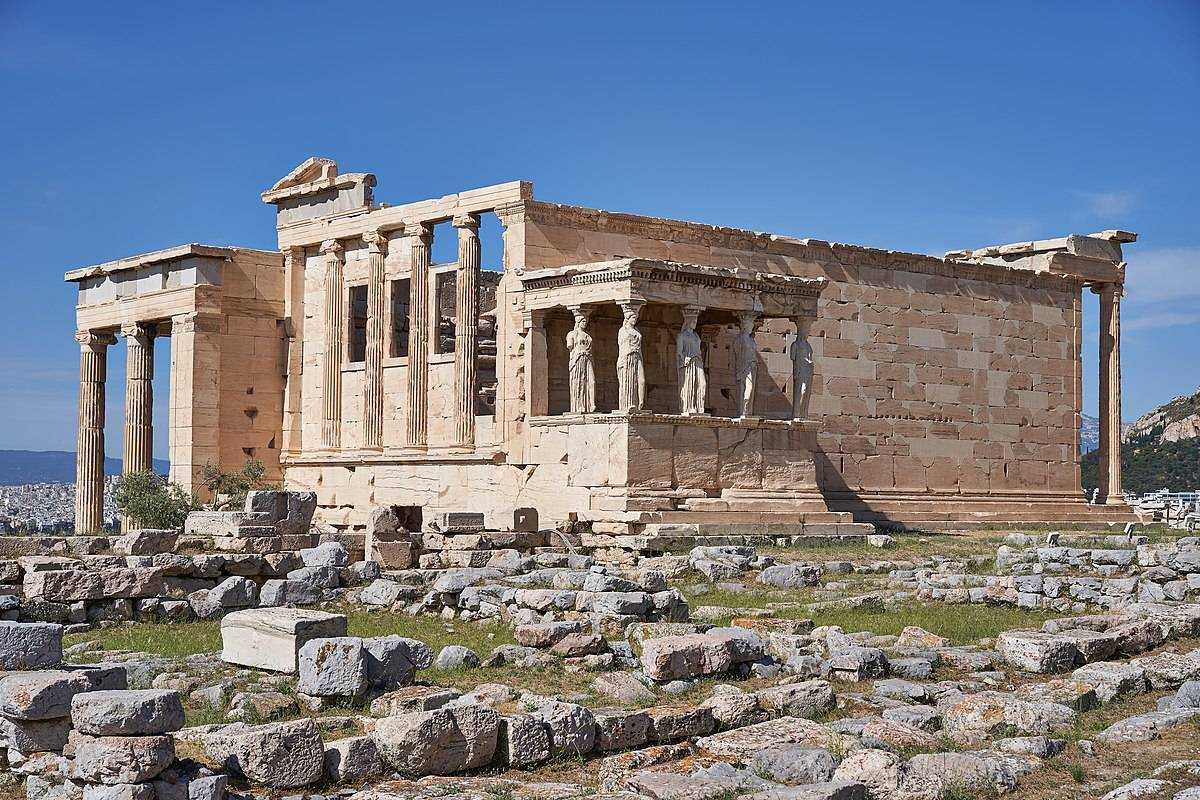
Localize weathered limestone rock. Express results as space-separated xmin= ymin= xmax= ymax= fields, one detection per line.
xmin=901 ymin=751 xmax=1031 ymax=799
xmin=323 ymin=735 xmax=382 ymax=783
xmin=258 ymin=579 xmax=321 ymax=607
xmin=832 ymin=749 xmax=904 ymax=800
xmin=497 ymin=713 xmax=551 ymax=767
xmin=372 ymin=705 xmax=500 ymax=776
xmin=369 ymin=686 xmax=460 ymax=716
xmin=524 ymin=697 xmax=596 ymax=756
xmin=73 ymin=735 xmax=174 ymax=785
xmin=592 ymin=671 xmax=656 ymax=705
xmin=297 ymin=637 xmax=368 ymax=697
xmin=113 ymin=531 xmax=178 ymax=556
xmin=752 ymin=744 xmax=838 ymax=785
xmin=1096 ymin=708 xmax=1200 ymax=742
xmin=201 ymin=719 xmax=324 ymax=788
xmin=362 ymin=635 xmax=420 ymax=689
xmin=0 ymin=621 xmax=63 ymax=669
xmin=593 ymin=708 xmax=652 ymax=751
xmin=943 ymin=692 xmax=1077 ymax=742
xmin=299 ymin=542 xmax=350 ymax=568
xmin=0 ymin=670 xmax=91 ymax=720
xmin=1073 ymin=662 xmax=1148 ymax=703
xmin=758 ymin=563 xmax=821 ymax=589
xmin=0 ymin=715 xmax=71 ymax=752
xmin=754 ymin=680 xmax=836 ymax=719
xmin=997 ymin=630 xmax=1078 ymax=673
xmin=70 ymin=690 xmax=184 ymax=735
xmin=220 ymin=608 xmax=347 ymax=673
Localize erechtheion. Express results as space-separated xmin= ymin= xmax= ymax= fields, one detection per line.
xmin=66 ymin=157 xmax=1136 ymax=541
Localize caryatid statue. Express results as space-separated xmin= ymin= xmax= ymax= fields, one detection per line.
xmin=617 ymin=301 xmax=645 ymax=413
xmin=566 ymin=305 xmax=595 ymax=413
xmin=791 ymin=317 xmax=814 ymax=419
xmin=732 ymin=311 xmax=759 ymax=418
xmin=677 ymin=305 xmax=707 ymax=416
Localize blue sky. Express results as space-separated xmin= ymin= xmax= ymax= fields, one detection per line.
xmin=2 ymin=1 xmax=1197 ymax=458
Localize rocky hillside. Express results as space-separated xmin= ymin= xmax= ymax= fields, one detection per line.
xmin=1083 ymin=387 xmax=1200 ymax=494
xmin=1123 ymin=388 xmax=1200 ymax=445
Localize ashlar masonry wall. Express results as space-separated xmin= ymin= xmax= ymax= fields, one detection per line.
xmin=518 ymin=201 xmax=1085 ymax=521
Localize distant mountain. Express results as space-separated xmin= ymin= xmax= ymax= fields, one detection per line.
xmin=1080 ymin=414 xmax=1100 ymax=454
xmin=0 ymin=450 xmax=169 ymax=486
xmin=1082 ymin=388 xmax=1200 ymax=495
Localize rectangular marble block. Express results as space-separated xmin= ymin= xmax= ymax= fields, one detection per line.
xmin=220 ymin=608 xmax=347 ymax=673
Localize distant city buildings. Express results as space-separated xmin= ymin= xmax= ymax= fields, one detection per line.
xmin=0 ymin=477 xmax=119 ymax=533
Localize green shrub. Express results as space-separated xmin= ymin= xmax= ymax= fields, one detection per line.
xmin=113 ymin=459 xmax=274 ymax=529
xmin=112 ymin=470 xmax=201 ymax=530
xmin=201 ymin=459 xmax=273 ymax=510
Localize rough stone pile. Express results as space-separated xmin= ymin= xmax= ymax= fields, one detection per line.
xmin=998 ymin=602 xmax=1200 ymax=673
xmin=183 ymin=489 xmax=318 ymax=553
xmin=911 ymin=535 xmax=1200 ymax=611
xmin=69 ymin=689 xmax=186 ymax=799
xmin=8 ymin=540 xmax=378 ymax=630
xmin=358 ymin=552 xmax=689 ymax=628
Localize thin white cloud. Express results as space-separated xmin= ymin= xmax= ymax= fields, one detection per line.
xmin=1124 ymin=310 xmax=1200 ymax=331
xmin=1079 ymin=190 xmax=1136 ymax=219
xmin=1122 ymin=245 xmax=1200 ymax=333
xmin=1124 ymin=246 xmax=1200 ymax=303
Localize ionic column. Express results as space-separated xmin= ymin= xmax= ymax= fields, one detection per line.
xmin=320 ymin=239 xmax=344 ymax=450
xmin=452 ymin=214 xmax=481 ymax=450
xmin=362 ymin=231 xmax=387 ymax=451
xmin=1097 ymin=283 xmax=1123 ymax=503
xmin=121 ymin=322 xmax=155 ymax=532
xmin=404 ymin=222 xmax=433 ymax=450
xmin=122 ymin=322 xmax=155 ymax=477
xmin=75 ymin=330 xmax=113 ymax=534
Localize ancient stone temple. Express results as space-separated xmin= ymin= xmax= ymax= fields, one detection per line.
xmin=67 ymin=157 xmax=1136 ymax=536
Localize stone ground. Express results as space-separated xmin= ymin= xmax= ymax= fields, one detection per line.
xmin=10 ymin=524 xmax=1200 ymax=800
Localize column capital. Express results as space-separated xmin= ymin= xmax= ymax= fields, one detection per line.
xmin=320 ymin=238 xmax=344 ymax=257
xmin=362 ymin=229 xmax=389 ymax=255
xmin=119 ymin=321 xmax=154 ymax=341
xmin=284 ymin=244 xmax=305 ymax=261
xmin=493 ymin=201 xmax=526 ymax=228
xmin=403 ymin=221 xmax=433 ymax=241
xmin=76 ymin=330 xmax=116 ymax=348
xmin=453 ymin=213 xmax=481 ymax=231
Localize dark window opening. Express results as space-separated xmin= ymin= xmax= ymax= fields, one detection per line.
xmin=348 ymin=285 xmax=367 ymax=363
xmin=390 ymin=278 xmax=410 ymax=358
xmin=434 ymin=270 xmax=457 ymax=355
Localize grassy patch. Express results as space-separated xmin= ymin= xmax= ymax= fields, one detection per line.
xmin=758 ymin=531 xmax=1007 ymax=563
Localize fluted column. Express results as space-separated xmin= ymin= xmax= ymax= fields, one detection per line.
xmin=320 ymin=239 xmax=344 ymax=450
xmin=452 ymin=214 xmax=481 ymax=450
xmin=75 ymin=330 xmax=113 ymax=534
xmin=362 ymin=231 xmax=387 ymax=451
xmin=1097 ymin=283 xmax=1123 ymax=503
xmin=404 ymin=222 xmax=433 ymax=450
xmin=121 ymin=322 xmax=155 ymax=532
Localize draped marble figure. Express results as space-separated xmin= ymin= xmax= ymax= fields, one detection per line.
xmin=732 ymin=312 xmax=758 ymax=417
xmin=617 ymin=303 xmax=645 ymax=412
xmin=791 ymin=321 xmax=814 ymax=418
xmin=566 ymin=307 xmax=595 ymax=413
xmin=677 ymin=307 xmax=706 ymax=415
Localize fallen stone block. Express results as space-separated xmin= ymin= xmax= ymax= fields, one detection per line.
xmin=71 ymin=690 xmax=184 ymax=736
xmin=0 ymin=620 xmax=62 ymax=669
xmin=297 ymin=637 xmax=368 ymax=697
xmin=220 ymin=608 xmax=347 ymax=673
xmin=372 ymin=704 xmax=500 ymax=776
xmin=0 ymin=715 xmax=71 ymax=753
xmin=997 ymin=630 xmax=1078 ymax=674
xmin=323 ymin=735 xmax=382 ymax=783
xmin=257 ymin=579 xmax=321 ymax=607
xmin=943 ymin=691 xmax=1077 ymax=743
xmin=754 ymin=680 xmax=836 ymax=719
xmin=369 ymin=685 xmax=460 ymax=716
xmin=593 ymin=708 xmax=652 ymax=751
xmin=73 ymin=734 xmax=174 ymax=785
xmin=1095 ymin=708 xmax=1200 ymax=742
xmin=201 ymin=719 xmax=324 ymax=788
xmin=497 ymin=713 xmax=551 ymax=767
xmin=0 ymin=670 xmax=91 ymax=720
